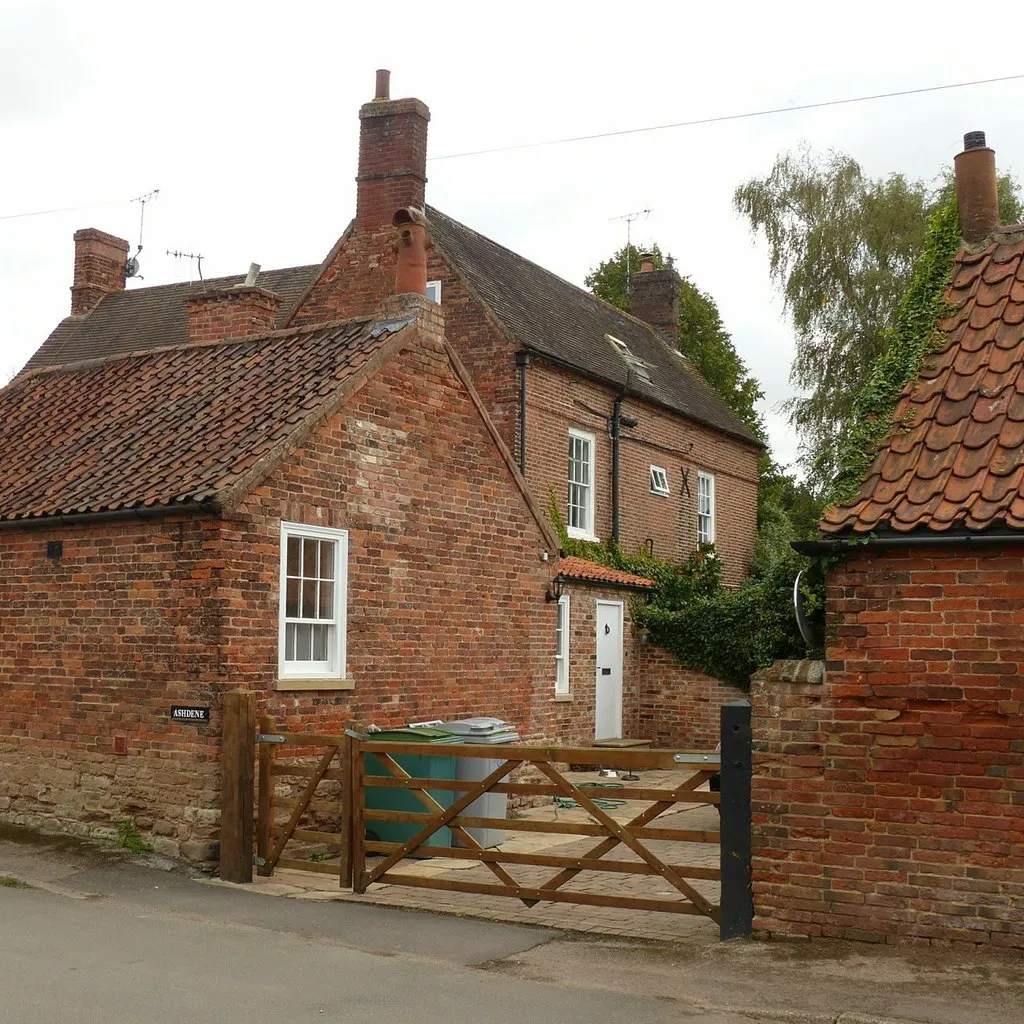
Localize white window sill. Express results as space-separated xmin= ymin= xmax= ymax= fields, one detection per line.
xmin=566 ymin=529 xmax=599 ymax=543
xmin=554 ymin=692 xmax=574 ymax=703
xmin=276 ymin=677 xmax=355 ymax=692
xmin=650 ymin=490 xmax=670 ymax=498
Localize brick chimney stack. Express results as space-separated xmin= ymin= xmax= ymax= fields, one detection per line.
xmin=356 ymin=70 xmax=430 ymax=231
xmin=955 ymin=131 xmax=1000 ymax=244
xmin=71 ymin=228 xmax=130 ymax=315
xmin=185 ymin=285 xmax=282 ymax=345
xmin=630 ymin=254 xmax=681 ymax=343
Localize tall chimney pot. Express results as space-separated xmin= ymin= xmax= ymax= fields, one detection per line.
xmin=375 ymin=69 xmax=390 ymax=100
xmin=392 ymin=208 xmax=428 ymax=296
xmin=639 ymin=253 xmax=655 ymax=273
xmin=954 ymin=130 xmax=999 ymax=244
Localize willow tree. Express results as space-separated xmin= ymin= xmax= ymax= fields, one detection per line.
xmin=734 ymin=147 xmax=1021 ymax=482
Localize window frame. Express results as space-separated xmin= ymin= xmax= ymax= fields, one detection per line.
xmin=697 ymin=471 xmax=716 ymax=545
xmin=278 ymin=521 xmax=349 ymax=684
xmin=425 ymin=280 xmax=442 ymax=304
xmin=650 ymin=465 xmax=670 ymax=497
xmin=555 ymin=593 xmax=571 ymax=696
xmin=566 ymin=428 xmax=597 ymax=541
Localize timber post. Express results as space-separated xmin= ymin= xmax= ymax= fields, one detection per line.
xmin=220 ymin=689 xmax=256 ymax=884
xmin=719 ymin=699 xmax=753 ymax=939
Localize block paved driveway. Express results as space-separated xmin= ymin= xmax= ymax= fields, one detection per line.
xmin=226 ymin=768 xmax=722 ymax=943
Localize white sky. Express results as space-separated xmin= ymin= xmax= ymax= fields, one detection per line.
xmin=3 ymin=0 xmax=1023 ymax=470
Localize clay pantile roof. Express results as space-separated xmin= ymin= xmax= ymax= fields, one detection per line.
xmin=557 ymin=556 xmax=654 ymax=589
xmin=823 ymin=227 xmax=1024 ymax=534
xmin=425 ymin=206 xmax=760 ymax=446
xmin=0 ymin=315 xmax=412 ymax=523
xmin=25 ymin=265 xmax=319 ymax=370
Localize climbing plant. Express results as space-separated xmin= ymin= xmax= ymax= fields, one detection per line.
xmin=547 ymin=491 xmax=816 ymax=686
xmin=828 ymin=195 xmax=962 ymax=506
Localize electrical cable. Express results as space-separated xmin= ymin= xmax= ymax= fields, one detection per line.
xmin=430 ymin=72 xmax=1024 ymax=161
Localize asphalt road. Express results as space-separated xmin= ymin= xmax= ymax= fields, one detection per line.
xmin=2 ymin=826 xmax=1022 ymax=1024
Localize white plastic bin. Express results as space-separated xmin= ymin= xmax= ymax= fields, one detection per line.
xmin=438 ymin=718 xmax=519 ymax=849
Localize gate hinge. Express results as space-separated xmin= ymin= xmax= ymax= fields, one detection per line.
xmin=673 ymin=752 xmax=719 ymax=764
xmin=257 ymin=734 xmax=285 ymax=744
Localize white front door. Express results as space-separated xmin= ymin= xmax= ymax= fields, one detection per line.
xmin=595 ymin=601 xmax=623 ymax=741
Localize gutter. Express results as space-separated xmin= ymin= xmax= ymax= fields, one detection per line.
xmin=0 ymin=500 xmax=223 ymax=532
xmin=792 ymin=530 xmax=1024 ymax=555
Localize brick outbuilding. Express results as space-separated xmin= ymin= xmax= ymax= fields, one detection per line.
xmin=751 ymin=132 xmax=1024 ymax=950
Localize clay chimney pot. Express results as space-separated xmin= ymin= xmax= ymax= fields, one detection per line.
xmin=954 ymin=130 xmax=999 ymax=244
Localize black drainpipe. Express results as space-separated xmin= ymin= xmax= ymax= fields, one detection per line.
xmin=610 ymin=391 xmax=638 ymax=544
xmin=515 ymin=350 xmax=531 ymax=474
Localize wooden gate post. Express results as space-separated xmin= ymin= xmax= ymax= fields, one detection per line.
xmin=220 ymin=690 xmax=256 ymax=883
xmin=719 ymin=699 xmax=753 ymax=939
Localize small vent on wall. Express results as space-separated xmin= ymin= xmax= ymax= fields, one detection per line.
xmin=46 ymin=540 xmax=63 ymax=561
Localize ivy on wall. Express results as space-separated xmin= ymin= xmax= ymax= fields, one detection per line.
xmin=829 ymin=195 xmax=962 ymax=506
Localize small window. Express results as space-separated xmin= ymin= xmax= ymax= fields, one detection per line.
xmin=650 ymin=465 xmax=670 ymax=496
xmin=425 ymin=280 xmax=442 ymax=304
xmin=698 ymin=471 xmax=715 ymax=545
xmin=279 ymin=522 xmax=348 ymax=680
xmin=567 ymin=428 xmax=597 ymax=540
xmin=555 ymin=594 xmax=570 ymax=695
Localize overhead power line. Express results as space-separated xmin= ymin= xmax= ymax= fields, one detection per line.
xmin=429 ymin=72 xmax=1024 ymax=161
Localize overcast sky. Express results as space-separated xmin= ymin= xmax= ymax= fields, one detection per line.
xmin=3 ymin=1 xmax=1023 ymax=469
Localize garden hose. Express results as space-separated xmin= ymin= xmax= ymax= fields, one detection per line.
xmin=552 ymin=781 xmax=627 ymax=811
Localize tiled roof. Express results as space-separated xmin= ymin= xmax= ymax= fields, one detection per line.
xmin=25 ymin=265 xmax=319 ymax=370
xmin=0 ymin=317 xmax=410 ymax=522
xmin=425 ymin=206 xmax=760 ymax=445
xmin=822 ymin=228 xmax=1024 ymax=534
xmin=558 ymin=556 xmax=654 ymax=589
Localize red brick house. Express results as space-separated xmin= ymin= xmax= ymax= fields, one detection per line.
xmin=1 ymin=73 xmax=755 ymax=857
xmin=751 ymin=132 xmax=1024 ymax=949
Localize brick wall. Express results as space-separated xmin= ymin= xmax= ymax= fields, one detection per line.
xmin=525 ymin=360 xmax=759 ymax=584
xmin=218 ymin=326 xmax=556 ymax=740
xmin=186 ymin=287 xmax=282 ymax=344
xmin=751 ymin=546 xmax=1024 ymax=949
xmin=637 ymin=644 xmax=746 ymax=749
xmin=0 ymin=515 xmax=225 ymax=862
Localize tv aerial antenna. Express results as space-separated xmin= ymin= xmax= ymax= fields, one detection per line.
xmin=126 ymin=189 xmax=159 ymax=280
xmin=166 ymin=248 xmax=205 ymax=283
xmin=608 ymin=209 xmax=651 ymax=279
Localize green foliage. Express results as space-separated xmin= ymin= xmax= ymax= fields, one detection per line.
xmin=734 ymin=146 xmax=1022 ymax=481
xmin=116 ymin=819 xmax=153 ymax=855
xmin=829 ymin=195 xmax=962 ymax=505
xmin=585 ymin=244 xmax=764 ymax=435
xmin=547 ymin=491 xmax=815 ymax=687
xmin=639 ymin=551 xmax=814 ymax=687
xmin=0 ymin=875 xmax=29 ymax=888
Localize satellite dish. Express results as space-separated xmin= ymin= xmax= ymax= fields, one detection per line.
xmin=125 ymin=256 xmax=141 ymax=279
xmin=793 ymin=569 xmax=824 ymax=649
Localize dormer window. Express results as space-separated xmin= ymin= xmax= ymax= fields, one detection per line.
xmin=605 ymin=333 xmax=653 ymax=384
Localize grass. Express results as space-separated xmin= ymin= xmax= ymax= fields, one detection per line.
xmin=116 ymin=819 xmax=153 ymax=855
xmin=0 ymin=875 xmax=29 ymax=888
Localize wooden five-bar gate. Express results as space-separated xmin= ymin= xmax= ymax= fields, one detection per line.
xmin=221 ymin=694 xmax=753 ymax=940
